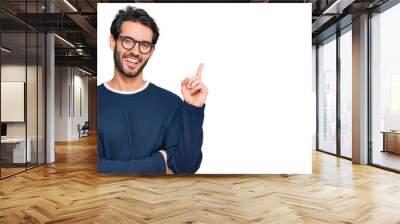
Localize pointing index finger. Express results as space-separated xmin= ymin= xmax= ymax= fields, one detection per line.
xmin=196 ymin=63 xmax=204 ymax=78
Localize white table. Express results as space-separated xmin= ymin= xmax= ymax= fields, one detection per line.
xmin=1 ymin=138 xmax=32 ymax=163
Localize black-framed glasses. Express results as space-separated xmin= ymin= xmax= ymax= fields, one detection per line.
xmin=118 ymin=35 xmax=153 ymax=54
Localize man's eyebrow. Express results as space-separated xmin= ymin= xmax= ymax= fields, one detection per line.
xmin=120 ymin=35 xmax=151 ymax=43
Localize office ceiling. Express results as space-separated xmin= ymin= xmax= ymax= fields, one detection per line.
xmin=0 ymin=0 xmax=393 ymax=75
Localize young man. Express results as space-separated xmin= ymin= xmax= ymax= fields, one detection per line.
xmin=97 ymin=6 xmax=208 ymax=174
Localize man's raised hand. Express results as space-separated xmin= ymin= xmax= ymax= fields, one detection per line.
xmin=181 ymin=63 xmax=208 ymax=108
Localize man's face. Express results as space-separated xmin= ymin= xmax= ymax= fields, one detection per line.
xmin=111 ymin=21 xmax=155 ymax=78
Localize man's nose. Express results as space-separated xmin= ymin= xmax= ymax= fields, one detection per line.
xmin=130 ymin=43 xmax=141 ymax=55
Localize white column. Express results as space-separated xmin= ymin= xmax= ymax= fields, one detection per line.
xmin=46 ymin=1 xmax=55 ymax=163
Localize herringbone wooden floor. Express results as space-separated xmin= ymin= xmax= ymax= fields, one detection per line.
xmin=1 ymin=134 xmax=400 ymax=224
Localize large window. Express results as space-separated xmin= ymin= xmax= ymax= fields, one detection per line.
xmin=318 ymin=35 xmax=337 ymax=154
xmin=317 ymin=26 xmax=353 ymax=159
xmin=340 ymin=27 xmax=352 ymax=158
xmin=371 ymin=2 xmax=400 ymax=171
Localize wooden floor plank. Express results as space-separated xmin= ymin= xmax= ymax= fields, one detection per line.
xmin=0 ymin=134 xmax=400 ymax=223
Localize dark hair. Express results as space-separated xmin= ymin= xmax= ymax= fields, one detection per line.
xmin=110 ymin=6 xmax=159 ymax=45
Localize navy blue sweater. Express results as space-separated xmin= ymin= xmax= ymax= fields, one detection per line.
xmin=97 ymin=82 xmax=204 ymax=174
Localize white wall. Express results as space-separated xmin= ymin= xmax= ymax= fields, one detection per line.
xmin=55 ymin=66 xmax=69 ymax=141
xmin=55 ymin=67 xmax=89 ymax=141
xmin=1 ymin=65 xmax=37 ymax=138
xmin=72 ymin=71 xmax=89 ymax=138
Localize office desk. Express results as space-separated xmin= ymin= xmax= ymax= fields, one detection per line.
xmin=1 ymin=138 xmax=32 ymax=163
xmin=381 ymin=131 xmax=400 ymax=154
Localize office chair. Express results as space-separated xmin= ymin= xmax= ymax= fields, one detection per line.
xmin=78 ymin=121 xmax=90 ymax=138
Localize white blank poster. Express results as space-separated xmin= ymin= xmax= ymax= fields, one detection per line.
xmin=1 ymin=82 xmax=25 ymax=122
xmin=97 ymin=3 xmax=312 ymax=174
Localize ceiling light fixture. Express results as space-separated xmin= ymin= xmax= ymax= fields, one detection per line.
xmin=54 ymin=34 xmax=75 ymax=48
xmin=322 ymin=0 xmax=355 ymax=14
xmin=63 ymin=0 xmax=78 ymax=12
xmin=78 ymin=67 xmax=92 ymax=76
xmin=1 ymin=47 xmax=11 ymax=53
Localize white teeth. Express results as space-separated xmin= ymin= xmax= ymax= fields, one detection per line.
xmin=126 ymin=58 xmax=138 ymax=63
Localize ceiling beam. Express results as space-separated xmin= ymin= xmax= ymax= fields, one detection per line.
xmin=55 ymin=55 xmax=96 ymax=73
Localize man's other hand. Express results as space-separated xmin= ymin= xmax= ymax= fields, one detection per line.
xmin=159 ymin=150 xmax=174 ymax=174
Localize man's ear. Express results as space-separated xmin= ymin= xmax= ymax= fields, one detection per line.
xmin=109 ymin=35 xmax=116 ymax=50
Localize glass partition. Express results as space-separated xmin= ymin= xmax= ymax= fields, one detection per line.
xmin=27 ymin=31 xmax=38 ymax=169
xmin=0 ymin=0 xmax=46 ymax=179
xmin=1 ymin=30 xmax=28 ymax=177
xmin=38 ymin=31 xmax=45 ymax=165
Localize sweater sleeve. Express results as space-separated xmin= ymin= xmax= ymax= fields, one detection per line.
xmin=97 ymin=133 xmax=166 ymax=174
xmin=165 ymin=101 xmax=205 ymax=174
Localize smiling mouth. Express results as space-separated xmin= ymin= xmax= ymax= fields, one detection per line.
xmin=124 ymin=57 xmax=139 ymax=68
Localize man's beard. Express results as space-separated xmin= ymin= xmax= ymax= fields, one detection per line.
xmin=113 ymin=46 xmax=149 ymax=78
